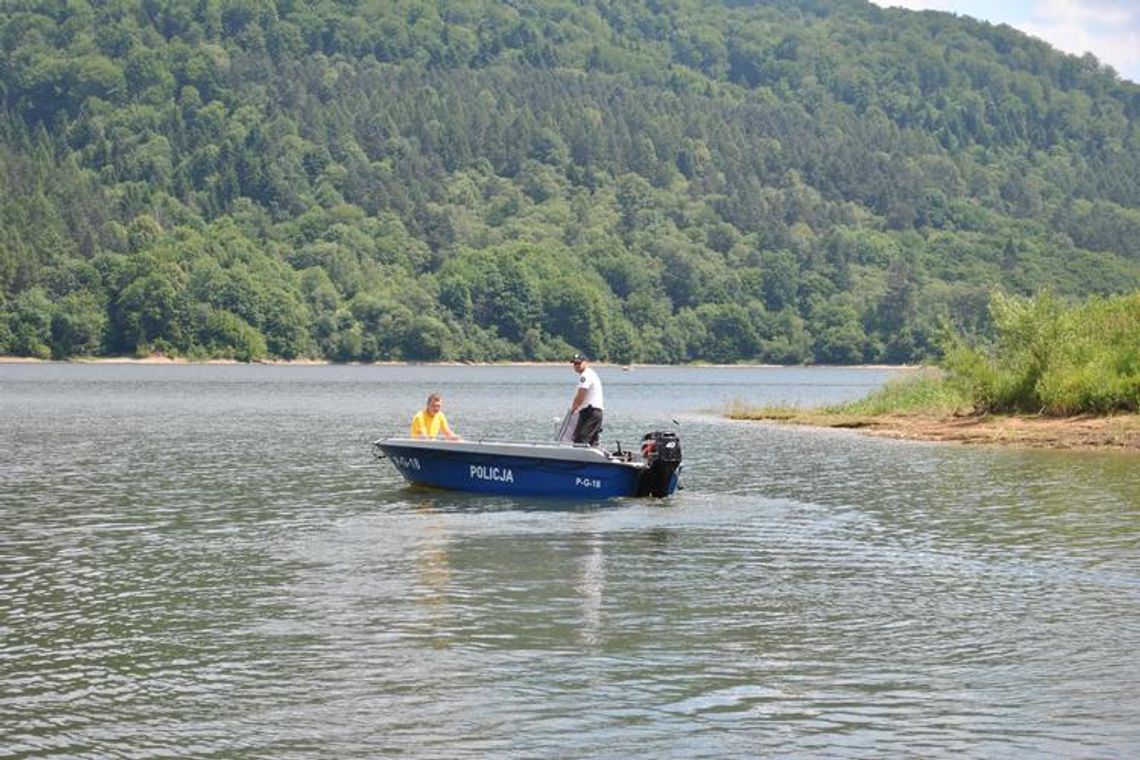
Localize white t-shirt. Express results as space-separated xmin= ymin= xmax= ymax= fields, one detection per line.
xmin=577 ymin=367 xmax=604 ymax=410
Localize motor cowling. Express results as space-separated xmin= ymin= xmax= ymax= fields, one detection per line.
xmin=635 ymin=431 xmax=682 ymax=497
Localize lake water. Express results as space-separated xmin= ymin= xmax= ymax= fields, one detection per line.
xmin=2 ymin=363 xmax=1138 ymax=758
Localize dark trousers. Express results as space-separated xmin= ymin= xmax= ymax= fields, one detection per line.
xmin=573 ymin=406 xmax=603 ymax=446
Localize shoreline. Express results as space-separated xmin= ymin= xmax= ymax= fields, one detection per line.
xmin=0 ymin=355 xmax=917 ymax=370
xmin=731 ymin=410 xmax=1140 ymax=452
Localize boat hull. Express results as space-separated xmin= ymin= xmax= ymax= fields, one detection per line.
xmin=374 ymin=438 xmax=677 ymax=499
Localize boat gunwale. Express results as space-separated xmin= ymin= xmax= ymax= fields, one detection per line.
xmin=374 ymin=436 xmax=645 ymax=467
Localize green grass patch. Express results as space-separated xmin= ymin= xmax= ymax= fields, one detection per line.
xmin=726 ymin=368 xmax=971 ymax=422
xmin=825 ymin=369 xmax=971 ymax=416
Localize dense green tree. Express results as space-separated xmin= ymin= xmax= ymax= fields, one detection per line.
xmin=6 ymin=287 xmax=54 ymax=358
xmin=812 ymin=298 xmax=868 ymax=364
xmin=695 ymin=302 xmax=760 ymax=363
xmin=197 ymin=307 xmax=268 ymax=362
xmin=51 ymin=290 xmax=107 ymax=358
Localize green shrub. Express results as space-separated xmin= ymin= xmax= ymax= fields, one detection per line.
xmin=942 ymin=291 xmax=1140 ymax=415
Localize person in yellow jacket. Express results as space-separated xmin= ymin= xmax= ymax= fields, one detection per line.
xmin=410 ymin=392 xmax=460 ymax=440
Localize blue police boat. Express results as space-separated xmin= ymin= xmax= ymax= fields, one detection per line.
xmin=372 ymin=431 xmax=681 ymax=499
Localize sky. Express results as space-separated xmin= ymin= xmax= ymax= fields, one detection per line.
xmin=867 ymin=0 xmax=1140 ymax=83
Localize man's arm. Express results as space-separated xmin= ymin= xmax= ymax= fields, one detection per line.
xmin=440 ymin=414 xmax=460 ymax=440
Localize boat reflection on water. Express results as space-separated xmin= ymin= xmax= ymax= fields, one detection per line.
xmin=411 ymin=500 xmax=454 ymax=650
xmin=576 ymin=533 xmax=605 ymax=647
xmin=406 ymin=500 xmax=616 ymax=650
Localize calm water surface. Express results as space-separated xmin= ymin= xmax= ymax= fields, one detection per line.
xmin=1 ymin=364 xmax=1138 ymax=758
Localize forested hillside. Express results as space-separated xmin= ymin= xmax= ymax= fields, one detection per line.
xmin=3 ymin=0 xmax=1139 ymax=363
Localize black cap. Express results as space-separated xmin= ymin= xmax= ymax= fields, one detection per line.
xmin=571 ymin=353 xmax=587 ymax=363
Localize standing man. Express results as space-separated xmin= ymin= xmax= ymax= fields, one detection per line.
xmin=568 ymin=353 xmax=604 ymax=446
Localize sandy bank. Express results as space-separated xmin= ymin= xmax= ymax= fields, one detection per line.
xmin=733 ymin=411 xmax=1140 ymax=452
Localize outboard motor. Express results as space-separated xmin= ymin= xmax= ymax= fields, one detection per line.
xmin=635 ymin=431 xmax=682 ymax=497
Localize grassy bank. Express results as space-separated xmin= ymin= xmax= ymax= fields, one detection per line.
xmin=727 ymin=368 xmax=966 ymax=422
xmin=726 ymin=370 xmax=1140 ymax=450
xmin=728 ymin=291 xmax=1140 ymax=451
